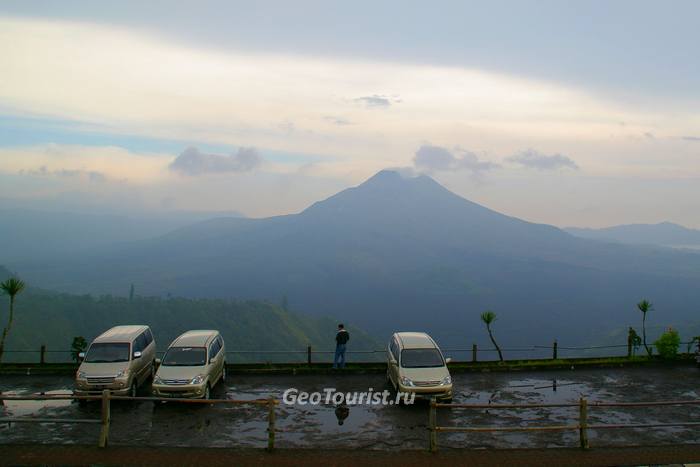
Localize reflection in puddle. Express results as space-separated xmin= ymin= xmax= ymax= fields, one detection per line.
xmin=1 ymin=368 xmax=700 ymax=449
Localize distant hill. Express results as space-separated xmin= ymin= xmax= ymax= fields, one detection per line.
xmin=565 ymin=222 xmax=700 ymax=250
xmin=0 ymin=266 xmax=378 ymax=363
xmin=0 ymin=208 xmax=244 ymax=263
xmin=9 ymin=171 xmax=700 ymax=350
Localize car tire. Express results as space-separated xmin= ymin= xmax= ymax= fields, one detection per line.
xmin=130 ymin=381 xmax=138 ymax=398
xmin=150 ymin=362 xmax=156 ymax=380
xmin=204 ymin=384 xmax=211 ymax=400
xmin=221 ymin=364 xmax=226 ymax=384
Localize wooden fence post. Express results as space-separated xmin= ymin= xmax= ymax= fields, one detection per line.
xmin=307 ymin=345 xmax=312 ymax=367
xmin=428 ymin=397 xmax=438 ymax=452
xmin=552 ymin=341 xmax=558 ymax=360
xmin=579 ymin=397 xmax=589 ymax=449
xmin=267 ymin=397 xmax=276 ymax=451
xmin=40 ymin=345 xmax=46 ymax=365
xmin=472 ymin=344 xmax=477 ymax=363
xmin=98 ymin=390 xmax=111 ymax=448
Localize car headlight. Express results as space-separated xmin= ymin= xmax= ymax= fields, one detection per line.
xmin=190 ymin=375 xmax=205 ymax=385
xmin=77 ymin=371 xmax=87 ymax=379
xmin=400 ymin=376 xmax=415 ymax=387
xmin=153 ymin=376 xmax=163 ymax=385
xmin=440 ymin=375 xmax=452 ymax=385
xmin=115 ymin=369 xmax=129 ymax=378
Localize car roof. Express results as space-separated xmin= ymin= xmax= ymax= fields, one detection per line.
xmin=395 ymin=332 xmax=438 ymax=349
xmin=171 ymin=330 xmax=219 ymax=347
xmin=94 ymin=325 xmax=149 ymax=343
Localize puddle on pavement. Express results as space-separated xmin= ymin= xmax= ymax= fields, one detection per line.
xmin=2 ymin=368 xmax=700 ymax=448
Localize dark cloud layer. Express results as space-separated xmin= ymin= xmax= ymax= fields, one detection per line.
xmin=507 ymin=149 xmax=579 ymax=170
xmin=169 ymin=147 xmax=262 ymax=176
xmin=413 ymin=145 xmax=498 ymax=173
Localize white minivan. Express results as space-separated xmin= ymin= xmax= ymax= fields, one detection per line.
xmin=386 ymin=332 xmax=453 ymax=402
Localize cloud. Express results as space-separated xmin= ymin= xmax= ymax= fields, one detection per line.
xmin=682 ymin=136 xmax=700 ymax=141
xmin=507 ymin=149 xmax=579 ymax=170
xmin=21 ymin=166 xmax=108 ymax=182
xmin=353 ymin=94 xmax=399 ymax=108
xmin=169 ymin=147 xmax=263 ymax=176
xmin=323 ymin=116 xmax=352 ymax=126
xmin=413 ymin=145 xmax=499 ymax=173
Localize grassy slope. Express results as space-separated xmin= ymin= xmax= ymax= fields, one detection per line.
xmin=0 ymin=284 xmax=380 ymax=363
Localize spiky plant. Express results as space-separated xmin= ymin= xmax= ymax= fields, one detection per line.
xmin=0 ymin=277 xmax=26 ymax=363
xmin=480 ymin=310 xmax=504 ymax=362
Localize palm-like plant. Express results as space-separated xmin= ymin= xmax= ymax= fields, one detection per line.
xmin=636 ymin=299 xmax=653 ymax=357
xmin=0 ymin=277 xmax=26 ymax=363
xmin=480 ymin=310 xmax=504 ymax=362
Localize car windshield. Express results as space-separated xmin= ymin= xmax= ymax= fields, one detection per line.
xmin=400 ymin=348 xmax=444 ymax=368
xmin=84 ymin=343 xmax=130 ymax=363
xmin=162 ymin=347 xmax=206 ymax=366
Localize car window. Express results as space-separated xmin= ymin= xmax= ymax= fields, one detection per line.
xmin=389 ymin=338 xmax=399 ymax=361
xmin=209 ymin=339 xmax=221 ymax=359
xmin=133 ymin=333 xmax=146 ymax=352
xmin=400 ymin=348 xmax=445 ymax=368
xmin=85 ymin=343 xmax=130 ymax=363
xmin=162 ymin=347 xmax=207 ymax=366
xmin=144 ymin=329 xmax=153 ymax=347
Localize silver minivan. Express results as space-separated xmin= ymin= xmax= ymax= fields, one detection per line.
xmin=387 ymin=332 xmax=453 ymax=402
xmin=74 ymin=325 xmax=157 ymax=397
xmin=152 ymin=330 xmax=226 ymax=399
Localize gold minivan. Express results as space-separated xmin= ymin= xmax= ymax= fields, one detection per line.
xmin=74 ymin=325 xmax=157 ymax=397
xmin=152 ymin=330 xmax=226 ymax=399
xmin=387 ymin=332 xmax=453 ymax=402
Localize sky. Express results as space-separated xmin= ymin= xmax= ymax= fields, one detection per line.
xmin=0 ymin=1 xmax=699 ymax=228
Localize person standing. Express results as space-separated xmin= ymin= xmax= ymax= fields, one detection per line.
xmin=333 ymin=324 xmax=350 ymax=369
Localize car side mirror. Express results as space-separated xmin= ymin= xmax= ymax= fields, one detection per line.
xmin=78 ymin=352 xmax=85 ymax=359
xmin=445 ymin=357 xmax=452 ymax=364
xmin=133 ymin=351 xmax=142 ymax=359
xmin=155 ymin=358 xmax=161 ymax=365
xmin=209 ymin=358 xmax=215 ymax=364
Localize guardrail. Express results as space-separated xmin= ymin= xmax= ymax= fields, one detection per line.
xmin=5 ymin=340 xmax=695 ymax=364
xmin=0 ymin=391 xmax=278 ymax=450
xmin=427 ymin=397 xmax=700 ymax=452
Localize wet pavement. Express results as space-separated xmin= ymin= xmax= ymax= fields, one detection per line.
xmin=1 ymin=366 xmax=700 ymax=449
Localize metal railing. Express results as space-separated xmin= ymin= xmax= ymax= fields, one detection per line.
xmin=0 ymin=391 xmax=278 ymax=450
xmin=427 ymin=397 xmax=700 ymax=452
xmin=4 ymin=340 xmax=695 ymax=365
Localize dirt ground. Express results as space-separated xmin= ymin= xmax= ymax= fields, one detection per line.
xmin=2 ymin=444 xmax=700 ymax=466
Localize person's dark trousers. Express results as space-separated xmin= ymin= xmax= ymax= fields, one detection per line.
xmin=333 ymin=343 xmax=347 ymax=368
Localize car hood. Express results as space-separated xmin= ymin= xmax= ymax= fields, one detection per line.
xmin=78 ymin=361 xmax=129 ymax=376
xmin=155 ymin=365 xmax=207 ymax=380
xmin=398 ymin=366 xmax=450 ymax=382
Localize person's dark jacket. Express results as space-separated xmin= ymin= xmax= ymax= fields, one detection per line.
xmin=336 ymin=329 xmax=350 ymax=345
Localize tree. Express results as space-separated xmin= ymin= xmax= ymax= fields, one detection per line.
xmin=654 ymin=327 xmax=680 ymax=360
xmin=71 ymin=336 xmax=88 ymax=363
xmin=0 ymin=277 xmax=26 ymax=363
xmin=636 ymin=299 xmax=653 ymax=357
xmin=480 ymin=310 xmax=504 ymax=362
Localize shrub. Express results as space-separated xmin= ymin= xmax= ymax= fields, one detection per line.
xmin=654 ymin=329 xmax=680 ymax=359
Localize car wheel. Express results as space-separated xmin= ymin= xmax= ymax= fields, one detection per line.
xmin=204 ymin=384 xmax=211 ymax=400
xmin=150 ymin=362 xmax=156 ymax=380
xmin=221 ymin=364 xmax=226 ymax=384
xmin=130 ymin=381 xmax=138 ymax=398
